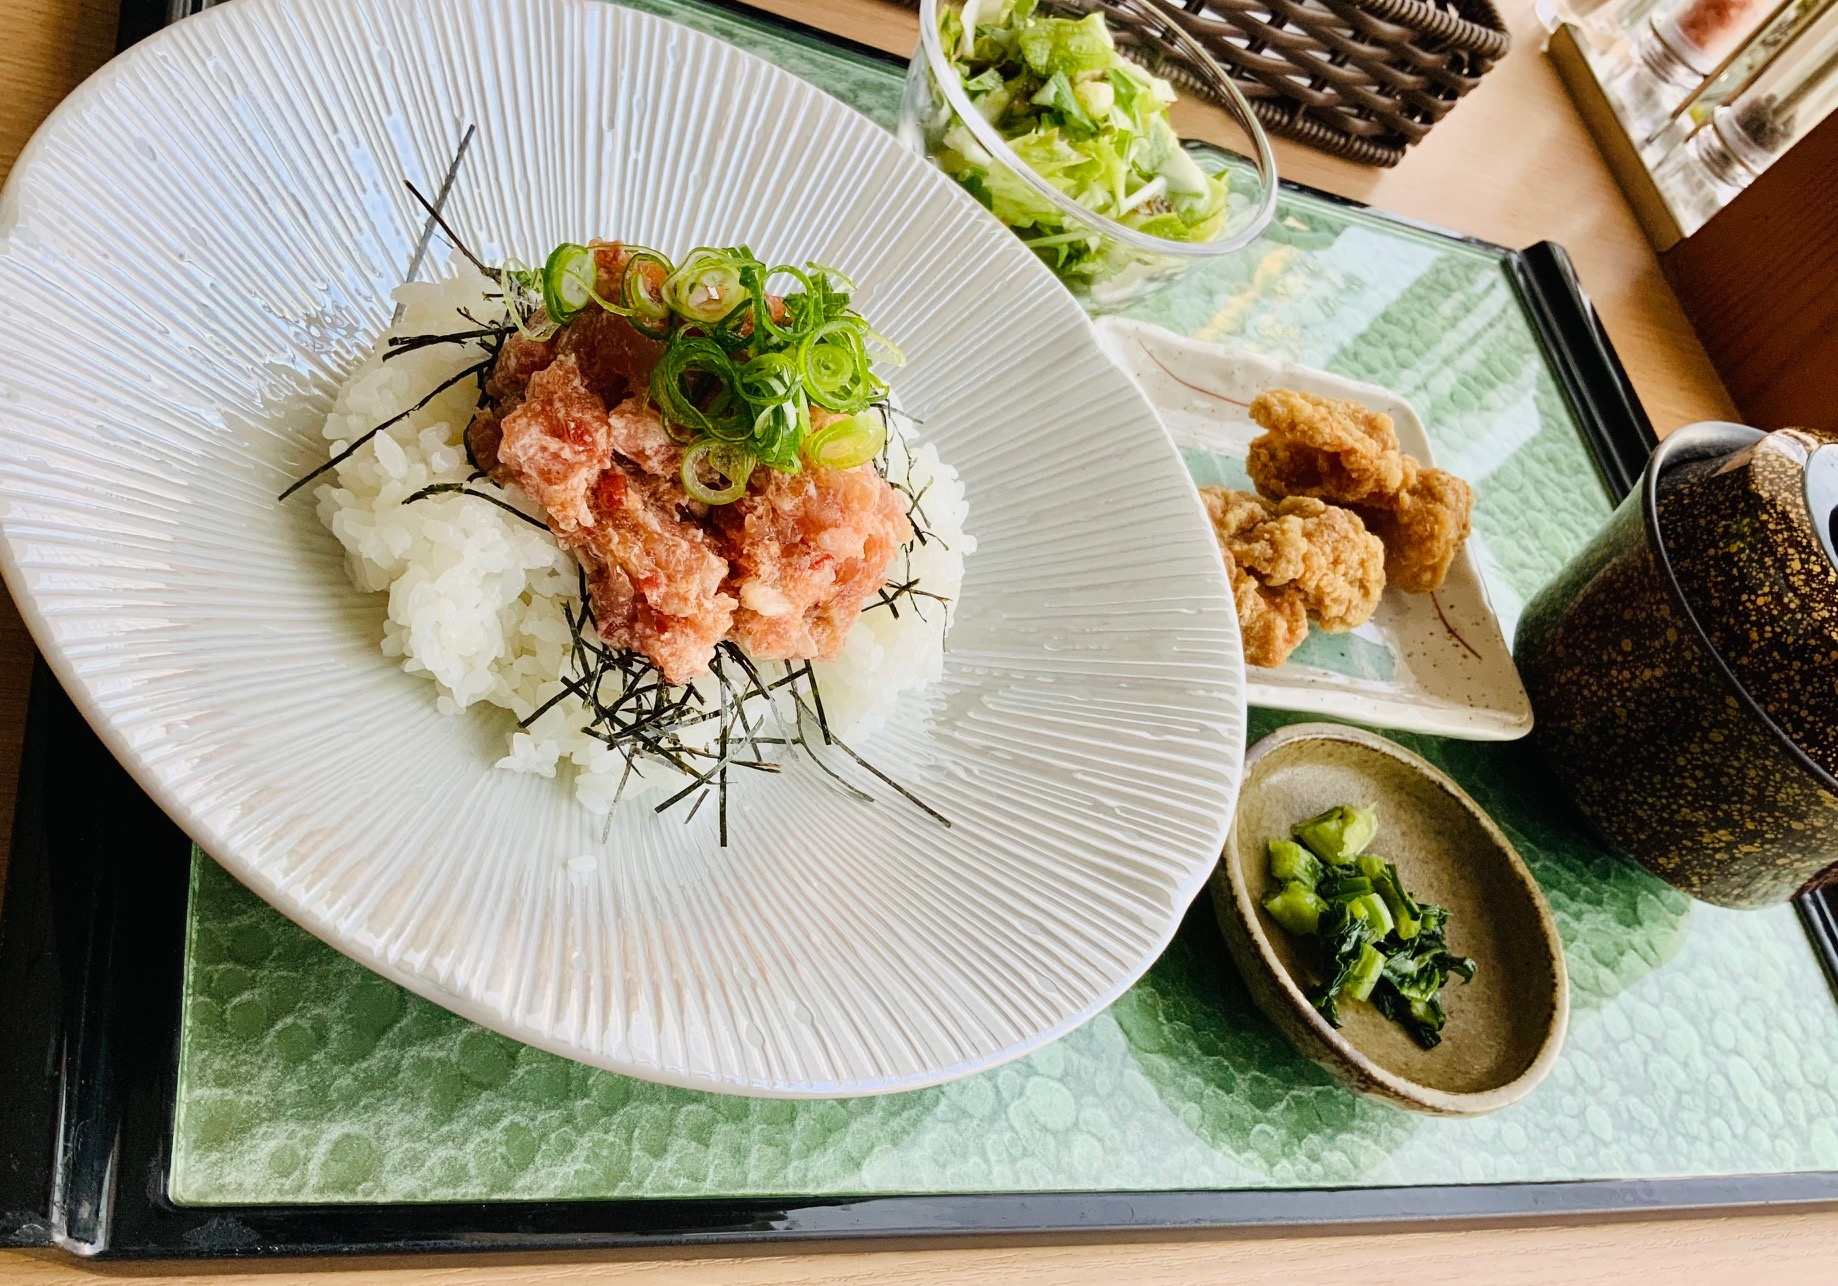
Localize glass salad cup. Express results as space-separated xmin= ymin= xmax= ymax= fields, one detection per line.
xmin=899 ymin=0 xmax=1279 ymax=313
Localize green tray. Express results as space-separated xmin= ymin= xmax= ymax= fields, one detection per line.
xmin=166 ymin=0 xmax=1838 ymax=1213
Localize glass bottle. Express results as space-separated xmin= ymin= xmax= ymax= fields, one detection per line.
xmin=1609 ymin=0 xmax=1793 ymax=137
xmin=1654 ymin=0 xmax=1838 ymax=231
xmin=1639 ymin=0 xmax=1834 ymax=161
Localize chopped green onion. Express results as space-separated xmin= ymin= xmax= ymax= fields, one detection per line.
xmin=665 ymin=248 xmax=749 ymax=324
xmin=744 ymin=263 xmax=810 ymax=344
xmin=798 ymin=319 xmax=882 ymax=413
xmin=803 ymin=411 xmax=888 ymax=471
xmin=751 ymin=397 xmax=808 ymax=473
xmin=737 ymin=350 xmax=801 ymax=405
xmin=650 ymin=337 xmax=750 ymax=441
xmin=498 ymin=258 xmax=557 ymax=342
xmin=680 ymin=440 xmax=755 ymax=505
xmin=862 ymin=325 xmax=907 ymax=369
xmin=529 ymin=240 xmax=895 ymax=495
xmin=805 ymin=261 xmax=857 ymax=291
xmin=541 ymin=243 xmax=601 ymax=326
xmin=768 ymin=265 xmax=854 ymax=347
xmin=622 ymin=249 xmax=673 ymax=338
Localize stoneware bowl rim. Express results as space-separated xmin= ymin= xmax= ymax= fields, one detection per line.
xmin=1646 ymin=422 xmax=1838 ymax=798
xmin=1220 ymin=721 xmax=1569 ymax=1115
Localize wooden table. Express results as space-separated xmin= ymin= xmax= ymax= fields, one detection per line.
xmin=0 ymin=0 xmax=1826 ymax=1279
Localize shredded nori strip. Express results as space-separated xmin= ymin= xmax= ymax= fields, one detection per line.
xmin=384 ymin=324 xmax=515 ymax=361
xmin=403 ymin=175 xmax=494 ymax=277
xmin=537 ymin=581 xmax=948 ymax=844
xmin=865 ymin=575 xmax=952 ymax=622
xmin=390 ymin=125 xmax=477 ymax=327
xmin=279 ymin=357 xmax=491 ymax=500
xmin=401 ymin=481 xmax=549 ymax=529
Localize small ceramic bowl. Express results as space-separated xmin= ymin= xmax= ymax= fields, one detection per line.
xmin=1212 ymin=723 xmax=1568 ymax=1115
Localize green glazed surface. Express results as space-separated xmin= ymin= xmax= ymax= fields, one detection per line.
xmin=167 ymin=0 xmax=1838 ymax=1206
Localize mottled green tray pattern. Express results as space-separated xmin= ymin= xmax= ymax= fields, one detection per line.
xmin=167 ymin=0 xmax=1838 ymax=1205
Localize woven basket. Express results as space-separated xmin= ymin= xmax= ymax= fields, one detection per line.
xmin=904 ymin=0 xmax=1512 ymax=167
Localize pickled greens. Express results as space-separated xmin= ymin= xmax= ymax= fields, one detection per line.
xmin=1260 ymin=805 xmax=1476 ymax=1049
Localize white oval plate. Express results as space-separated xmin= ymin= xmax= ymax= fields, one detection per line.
xmin=1096 ymin=318 xmax=1531 ymax=742
xmin=0 ymin=0 xmax=1245 ymax=1094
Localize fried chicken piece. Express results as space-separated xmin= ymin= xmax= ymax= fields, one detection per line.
xmin=1200 ymin=486 xmax=1308 ymax=667
xmin=592 ymin=238 xmax=792 ymax=333
xmin=1201 ymin=487 xmax=1384 ymax=630
xmin=1229 ymin=562 xmax=1310 ymax=669
xmin=1355 ymin=466 xmax=1473 ymax=595
xmin=1231 ymin=495 xmax=1386 ymax=633
xmin=1245 ymin=388 xmax=1408 ymax=507
xmin=570 ymin=461 xmax=736 ymax=684
xmin=1245 ymin=387 xmax=1476 ymax=595
xmin=495 ymin=352 xmax=613 ymax=533
xmin=713 ymin=464 xmax=912 ymax=661
xmin=1198 ymin=486 xmax=1385 ymax=666
xmin=1200 ymin=484 xmax=1273 ymax=544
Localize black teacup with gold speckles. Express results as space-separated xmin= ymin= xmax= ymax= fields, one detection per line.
xmin=1514 ymin=423 xmax=1838 ymax=909
xmin=1661 ymin=426 xmax=1838 ymax=775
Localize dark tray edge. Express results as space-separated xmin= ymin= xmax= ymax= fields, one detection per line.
xmin=1507 ymin=241 xmax=1658 ymax=505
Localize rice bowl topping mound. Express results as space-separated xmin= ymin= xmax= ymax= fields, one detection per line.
xmin=311 ymin=256 xmax=972 ymax=818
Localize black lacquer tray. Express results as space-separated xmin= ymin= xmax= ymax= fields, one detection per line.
xmin=5 ymin=0 xmax=1838 ymax=1260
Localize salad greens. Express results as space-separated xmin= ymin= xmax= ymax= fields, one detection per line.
xmin=932 ymin=0 xmax=1230 ymax=288
xmin=1261 ymin=805 xmax=1476 ymax=1049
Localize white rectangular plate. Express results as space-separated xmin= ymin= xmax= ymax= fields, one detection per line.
xmin=1095 ymin=317 xmax=1532 ymax=741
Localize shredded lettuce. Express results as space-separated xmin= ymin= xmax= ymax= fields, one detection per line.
xmin=1017 ymin=13 xmax=1114 ymax=77
xmin=930 ymin=0 xmax=1231 ymax=290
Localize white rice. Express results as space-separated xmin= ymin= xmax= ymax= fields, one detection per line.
xmin=313 ymin=261 xmax=972 ymax=814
